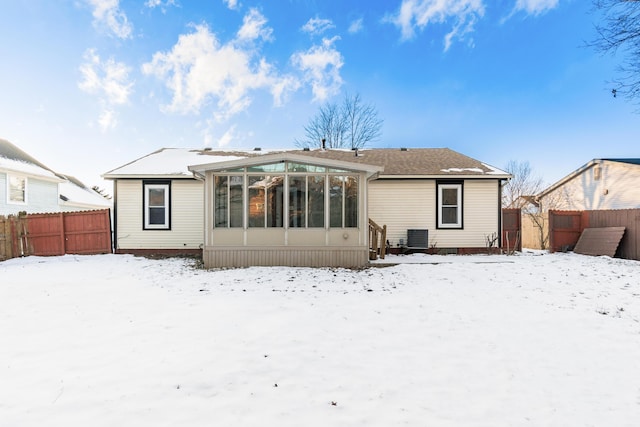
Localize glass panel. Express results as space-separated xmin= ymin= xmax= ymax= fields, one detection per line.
xmin=214 ymin=176 xmax=228 ymax=227
xmin=248 ymin=176 xmax=265 ymax=227
xmin=9 ymin=176 xmax=25 ymax=202
xmin=229 ymin=176 xmax=243 ymax=228
xmin=307 ymin=176 xmax=325 ymax=227
xmin=442 ymin=188 xmax=458 ymax=206
xmin=149 ymin=207 xmax=166 ymax=225
xmin=267 ymin=176 xmax=284 ymax=227
xmin=218 ymin=168 xmax=244 ymax=173
xmin=287 ymin=162 xmax=326 ymax=173
xmin=328 ymin=168 xmax=350 ymax=173
xmin=344 ymin=176 xmax=358 ymax=227
xmin=148 ymin=188 xmax=165 ymax=207
xmin=442 ymin=207 xmax=458 ymax=224
xmin=247 ymin=162 xmax=285 ymax=173
xmin=329 ymin=176 xmax=343 ymax=228
xmin=289 ymin=176 xmax=306 ymax=227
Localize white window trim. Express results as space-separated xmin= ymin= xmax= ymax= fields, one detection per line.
xmin=144 ymin=183 xmax=170 ymax=230
xmin=7 ymin=174 xmax=27 ymax=205
xmin=437 ymin=183 xmax=462 ymax=229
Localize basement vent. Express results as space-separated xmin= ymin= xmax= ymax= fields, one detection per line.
xmin=407 ymin=229 xmax=428 ymax=248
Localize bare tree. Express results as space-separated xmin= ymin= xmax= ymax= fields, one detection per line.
xmin=502 ymin=160 xmax=548 ymax=249
xmin=295 ymin=93 xmax=383 ymax=149
xmin=502 ymin=160 xmax=544 ymax=210
xmin=590 ymin=0 xmax=640 ymax=102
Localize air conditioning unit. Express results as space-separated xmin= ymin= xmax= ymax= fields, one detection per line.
xmin=407 ymin=229 xmax=428 ymax=248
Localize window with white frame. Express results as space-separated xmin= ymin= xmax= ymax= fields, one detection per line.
xmin=7 ymin=174 xmax=27 ymax=204
xmin=143 ymin=181 xmax=170 ymax=230
xmin=437 ymin=182 xmax=462 ymax=229
xmin=213 ymin=162 xmax=358 ymax=229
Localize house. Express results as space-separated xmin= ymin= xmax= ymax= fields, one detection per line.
xmin=536 ymin=158 xmax=640 ymax=211
xmin=0 ymin=138 xmax=111 ymax=216
xmin=103 ymin=147 xmax=510 ymax=268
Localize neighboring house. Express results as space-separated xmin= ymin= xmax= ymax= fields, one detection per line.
xmin=103 ymin=147 xmax=510 ymax=268
xmin=537 ymin=158 xmax=640 ymax=211
xmin=58 ymin=174 xmax=112 ymax=212
xmin=0 ymin=138 xmax=111 ymax=215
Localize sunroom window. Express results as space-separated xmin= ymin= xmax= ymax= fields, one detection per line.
xmin=143 ymin=181 xmax=170 ymax=230
xmin=213 ymin=161 xmax=358 ymax=229
xmin=437 ymin=182 xmax=462 ymax=229
xmin=7 ymin=174 xmax=26 ymax=204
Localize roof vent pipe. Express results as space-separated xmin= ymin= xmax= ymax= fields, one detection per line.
xmin=321 ymin=138 xmax=326 ymax=150
xmin=254 ymin=147 xmax=261 ymax=151
xmin=400 ymin=147 xmax=408 ymax=151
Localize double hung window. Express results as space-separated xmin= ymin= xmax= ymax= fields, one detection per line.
xmin=7 ymin=174 xmax=26 ymax=204
xmin=143 ymin=181 xmax=170 ymax=230
xmin=437 ymin=182 xmax=462 ymax=229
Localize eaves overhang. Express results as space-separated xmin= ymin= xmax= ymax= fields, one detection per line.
xmin=188 ymin=152 xmax=384 ymax=178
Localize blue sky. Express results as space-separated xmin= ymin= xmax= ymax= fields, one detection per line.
xmin=1 ymin=0 xmax=638 ymax=190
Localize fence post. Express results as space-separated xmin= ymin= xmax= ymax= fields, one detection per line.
xmin=59 ymin=212 xmax=66 ymax=254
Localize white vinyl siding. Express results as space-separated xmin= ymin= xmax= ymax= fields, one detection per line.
xmin=369 ymin=179 xmax=500 ymax=249
xmin=539 ymin=162 xmax=640 ymax=211
xmin=115 ymin=179 xmax=203 ymax=250
xmin=0 ymin=172 xmax=60 ymax=215
xmin=368 ymin=180 xmax=435 ymax=247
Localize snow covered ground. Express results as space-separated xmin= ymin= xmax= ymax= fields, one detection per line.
xmin=1 ymin=251 xmax=639 ymax=426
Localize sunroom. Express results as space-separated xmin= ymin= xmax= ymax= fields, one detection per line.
xmin=189 ymin=152 xmax=383 ymax=268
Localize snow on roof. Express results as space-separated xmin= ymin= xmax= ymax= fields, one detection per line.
xmin=59 ymin=179 xmax=112 ymax=208
xmin=103 ymin=148 xmax=252 ymax=178
xmin=0 ymin=154 xmax=61 ymax=180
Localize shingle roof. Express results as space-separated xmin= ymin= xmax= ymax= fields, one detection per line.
xmin=602 ymin=158 xmax=640 ymax=166
xmin=104 ymin=147 xmax=510 ymax=179
xmin=280 ymin=148 xmax=507 ymax=176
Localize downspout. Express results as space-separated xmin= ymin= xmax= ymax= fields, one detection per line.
xmin=112 ymin=180 xmax=118 ymax=253
xmin=498 ymin=178 xmax=506 ymax=249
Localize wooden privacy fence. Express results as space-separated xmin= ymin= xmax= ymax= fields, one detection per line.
xmin=501 ymin=208 xmax=522 ymax=253
xmin=0 ymin=209 xmax=112 ymax=260
xmin=548 ymin=209 xmax=640 ymax=261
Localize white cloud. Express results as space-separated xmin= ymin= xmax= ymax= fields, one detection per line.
xmin=387 ymin=0 xmax=484 ymax=51
xmin=291 ymin=36 xmax=344 ymax=102
xmin=86 ymin=0 xmax=132 ymax=39
xmin=216 ymin=124 xmax=236 ymax=147
xmin=145 ymin=0 xmax=177 ymax=12
xmin=79 ymin=48 xmax=133 ymax=131
xmin=237 ymin=8 xmax=273 ymax=42
xmin=511 ymin=0 xmax=559 ymax=16
xmin=98 ymin=109 xmax=118 ymax=131
xmin=348 ymin=18 xmax=364 ymax=34
xmin=301 ymin=17 xmax=335 ymax=36
xmin=142 ymin=22 xmax=299 ymax=121
xmin=223 ymin=0 xmax=239 ymax=10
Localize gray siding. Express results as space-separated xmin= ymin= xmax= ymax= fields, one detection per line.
xmin=204 ymin=246 xmax=368 ymax=268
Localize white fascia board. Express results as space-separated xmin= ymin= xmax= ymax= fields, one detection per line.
xmin=101 ymin=174 xmax=198 ymax=180
xmin=376 ymin=174 xmax=511 ymax=180
xmin=189 ymin=152 xmax=384 ymax=177
xmin=537 ymin=159 xmax=598 ymax=199
xmin=0 ymin=166 xmax=65 ymax=183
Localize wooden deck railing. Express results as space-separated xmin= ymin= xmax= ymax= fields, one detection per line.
xmin=368 ymin=218 xmax=387 ymax=260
